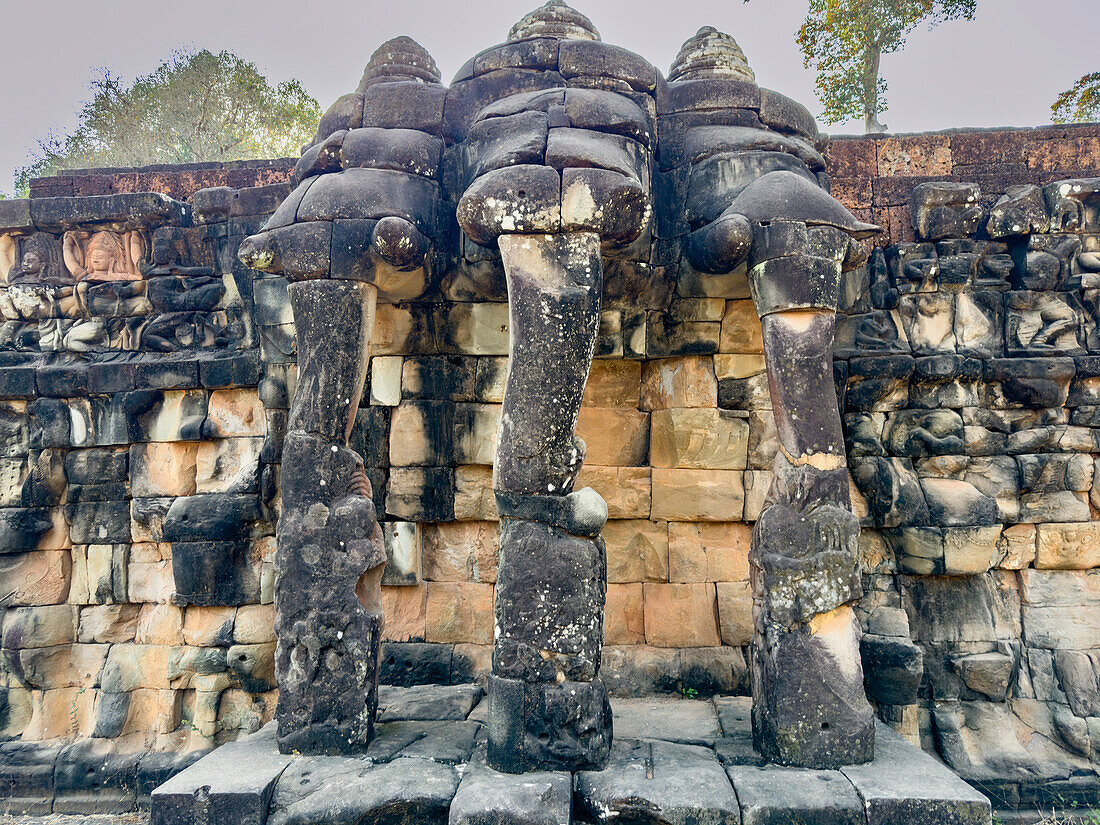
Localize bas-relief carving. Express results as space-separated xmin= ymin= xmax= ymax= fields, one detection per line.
xmin=63 ymin=229 xmax=143 ymax=282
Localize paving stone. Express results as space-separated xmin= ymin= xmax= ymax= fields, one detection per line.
xmin=611 ymin=696 xmax=720 ymax=746
xmin=728 ymin=763 xmax=864 ymax=825
xmin=840 ymin=721 xmax=992 ymax=825
xmin=377 ymin=683 xmax=484 ymax=722
xmin=449 ymin=744 xmax=571 ymax=825
xmin=576 ymin=738 xmax=740 ymax=825
xmin=150 ymin=722 xmax=291 ymax=825
xmin=268 ymin=756 xmax=458 ymax=825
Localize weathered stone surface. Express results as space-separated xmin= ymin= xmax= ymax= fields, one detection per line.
xmin=841 ymin=722 xmax=991 ymax=825
xmin=150 ymin=722 xmax=290 ymax=825
xmin=267 ymin=756 xmax=458 ymax=825
xmin=576 ymin=738 xmax=739 ymax=825
xmin=728 ymin=763 xmax=865 ymax=825
xmin=449 ymin=745 xmax=571 ymax=825
xmin=377 ymin=683 xmax=482 ymax=722
xmin=611 ymin=696 xmax=720 ymax=745
xmin=486 ymin=674 xmax=612 ymax=774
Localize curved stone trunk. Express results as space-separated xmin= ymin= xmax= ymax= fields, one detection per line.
xmin=274 ymin=279 xmax=387 ymax=755
xmin=748 ymin=241 xmax=875 ymax=768
xmin=487 ymin=232 xmax=613 ymax=773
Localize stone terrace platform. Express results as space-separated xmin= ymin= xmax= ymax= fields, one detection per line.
xmin=151 ymin=684 xmax=991 ymax=825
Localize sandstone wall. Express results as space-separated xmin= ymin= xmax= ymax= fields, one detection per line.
xmin=1 ymin=124 xmax=1099 ymax=812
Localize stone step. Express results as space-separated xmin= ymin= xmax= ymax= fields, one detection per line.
xmin=148 ymin=696 xmax=993 ymax=825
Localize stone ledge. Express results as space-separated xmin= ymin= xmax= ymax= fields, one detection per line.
xmin=138 ymin=688 xmax=992 ymax=825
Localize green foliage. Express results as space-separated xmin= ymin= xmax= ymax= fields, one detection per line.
xmin=16 ymin=49 xmax=320 ymax=194
xmin=751 ymin=0 xmax=976 ymax=132
xmin=1052 ymin=72 xmax=1100 ymax=124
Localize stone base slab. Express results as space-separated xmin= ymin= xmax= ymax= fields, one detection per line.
xmin=147 ymin=689 xmax=991 ymax=825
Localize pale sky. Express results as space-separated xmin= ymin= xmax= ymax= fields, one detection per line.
xmin=0 ymin=0 xmax=1095 ymax=195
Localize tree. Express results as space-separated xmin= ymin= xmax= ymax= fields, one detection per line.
xmin=16 ymin=49 xmax=320 ymax=194
xmin=761 ymin=0 xmax=977 ymax=133
xmin=1052 ymin=73 xmax=1100 ymax=124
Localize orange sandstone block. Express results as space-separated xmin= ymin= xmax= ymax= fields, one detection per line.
xmin=643 ymin=582 xmax=720 ymax=647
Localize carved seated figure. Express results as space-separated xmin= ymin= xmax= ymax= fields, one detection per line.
xmin=63 ymin=230 xmax=143 ymax=282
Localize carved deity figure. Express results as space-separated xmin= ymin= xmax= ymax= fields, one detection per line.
xmin=63 ymin=230 xmax=143 ymax=281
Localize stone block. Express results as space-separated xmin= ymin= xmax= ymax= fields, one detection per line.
xmin=390 ymin=400 xmax=455 ymax=466
xmin=650 ymin=468 xmax=744 ymax=522
xmin=583 ymin=360 xmax=642 ymax=407
xmin=601 ymin=645 xmax=681 ymax=696
xmin=603 ymin=518 xmax=669 ymax=583
xmin=454 ymin=465 xmax=497 ymax=520
xmin=728 ymin=763 xmax=864 ymax=825
xmin=77 ymin=603 xmax=139 ymax=644
xmin=1019 ymin=569 xmax=1100 ymax=650
xmin=101 ymin=644 xmax=172 ymax=692
xmin=650 ymin=408 xmax=748 ymax=470
xmin=719 ymin=299 xmax=764 ymax=354
xmin=136 ymin=604 xmax=184 ymax=646
xmin=381 ymin=584 xmax=427 ymax=643
xmin=1 ymin=550 xmax=71 ymax=605
xmin=130 ymin=442 xmax=198 ymax=497
xmin=1035 ymin=522 xmax=1100 ymax=569
xmin=381 ymin=521 xmax=421 ymax=586
xmin=643 ymin=582 xmax=720 ymax=647
xmin=575 ymin=466 xmax=651 ymax=519
xmin=204 ymin=388 xmax=265 ymax=438
xmin=234 ymin=604 xmax=276 ymax=644
xmin=126 ymin=559 xmax=174 ymax=604
xmin=452 ymin=402 xmax=500 ymax=466
xmin=195 ymin=437 xmax=263 ymax=494
xmin=377 ymin=683 xmax=482 ymax=723
xmin=22 ymin=686 xmax=96 ymax=740
xmin=450 ymin=747 xmax=571 ymax=825
xmin=576 ymin=407 xmax=650 ymax=466
xmin=668 ymin=522 xmax=751 ymax=583
xmin=379 ymin=641 xmax=450 ymax=687
xmin=680 ymin=646 xmax=748 ymax=696
xmin=370 ymin=355 xmax=403 ymax=406
xmin=150 ymin=723 xmax=292 ymax=825
xmin=641 ymin=356 xmax=718 ymax=410
xmin=717 ymin=581 xmax=753 ymax=646
xmin=421 ymin=521 xmax=498 ymax=583
xmin=181 ymin=606 xmax=236 ymax=647
xmin=576 ymin=738 xmax=738 ymax=825
xmin=386 ymin=467 xmax=455 ymax=521
xmin=997 ymin=523 xmax=1037 ymax=569
xmin=840 ymin=721 xmax=991 ymax=825
xmin=605 ymin=582 xmax=645 ymax=644
xmin=7 ymin=603 xmax=74 ymax=654
xmin=227 ymin=642 xmax=276 ymax=692
xmin=425 ymin=582 xmax=493 ymax=644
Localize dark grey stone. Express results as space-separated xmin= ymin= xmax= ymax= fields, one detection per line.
xmin=449 ymin=745 xmax=571 ymax=825
xmin=268 ymin=756 xmax=457 ymax=825
xmin=576 ymin=739 xmax=740 ymax=825
xmin=150 ymin=723 xmax=291 ymax=825
xmin=728 ymin=763 xmax=864 ymax=825
xmin=861 ymin=633 xmax=924 ymax=706
xmin=378 ymin=683 xmax=484 ymax=722
xmin=840 ymin=721 xmax=992 ymax=825
xmin=486 ymin=674 xmax=612 ymax=773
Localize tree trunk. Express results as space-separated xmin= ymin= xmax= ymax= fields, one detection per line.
xmin=863 ymin=42 xmax=887 ymax=134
